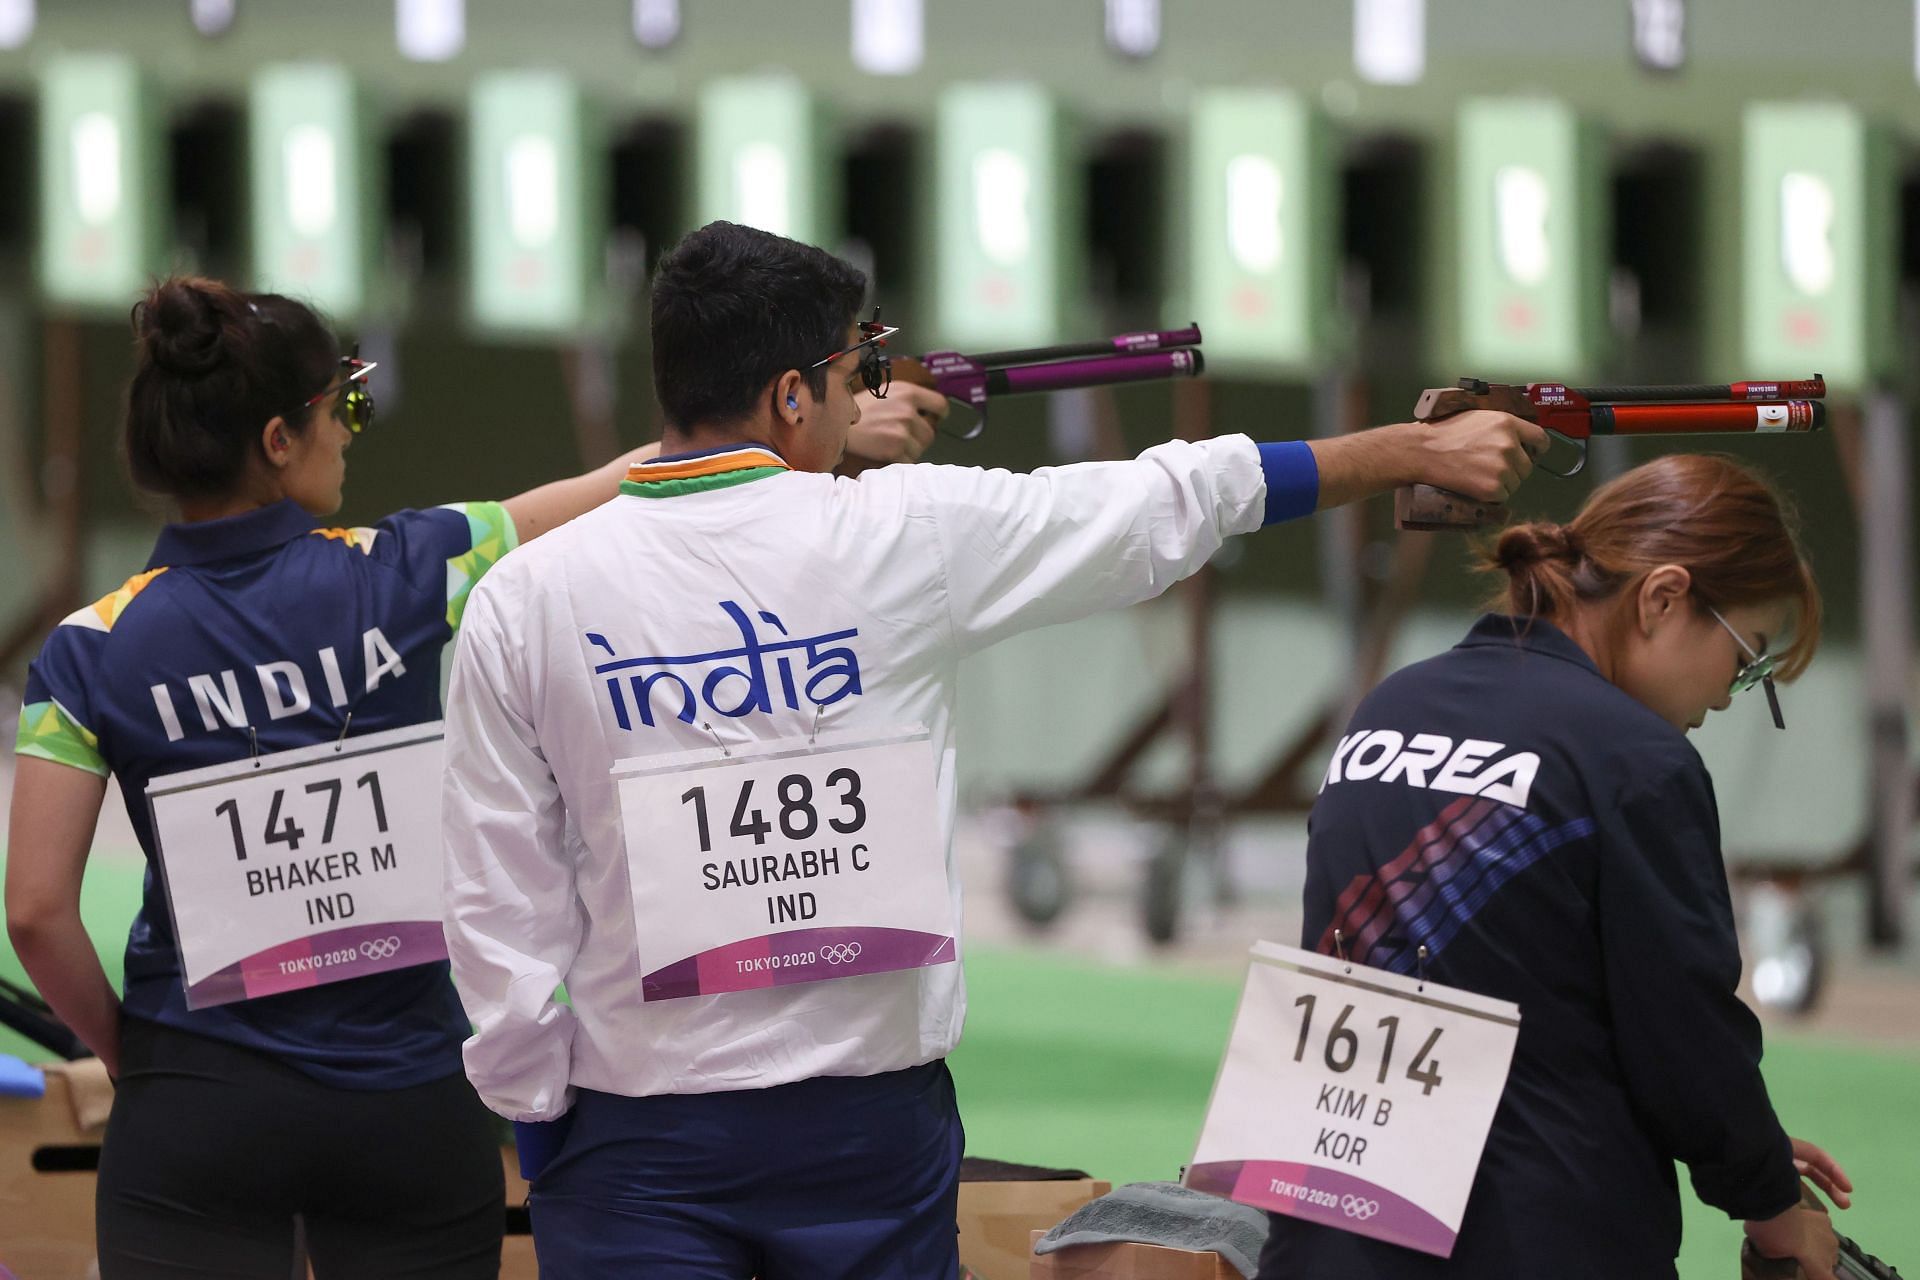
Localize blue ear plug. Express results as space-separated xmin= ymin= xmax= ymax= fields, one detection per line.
xmin=786 ymin=396 xmax=799 ymax=409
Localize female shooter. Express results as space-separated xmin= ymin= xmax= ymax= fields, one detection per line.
xmin=1260 ymin=454 xmax=1851 ymax=1280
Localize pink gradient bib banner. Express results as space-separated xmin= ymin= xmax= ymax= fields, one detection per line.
xmin=182 ymin=919 xmax=448 ymax=1007
xmin=1184 ymin=942 xmax=1520 ymax=1258
xmin=614 ymin=728 xmax=958 ymax=1001
xmin=641 ymin=925 xmax=957 ymax=1001
xmin=145 ymin=724 xmax=450 ymax=1008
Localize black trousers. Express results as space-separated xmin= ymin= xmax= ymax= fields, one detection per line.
xmin=95 ymin=1017 xmax=503 ymax=1280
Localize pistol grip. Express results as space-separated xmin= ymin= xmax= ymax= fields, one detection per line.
xmin=888 ymin=355 xmax=936 ymax=391
xmin=1394 ymin=484 xmax=1509 ymax=532
xmin=1413 ymin=386 xmax=1490 ymax=422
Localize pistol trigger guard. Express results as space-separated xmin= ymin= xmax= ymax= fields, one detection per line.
xmin=939 ymin=399 xmax=987 ymax=442
xmin=1537 ymin=432 xmax=1586 ymax=480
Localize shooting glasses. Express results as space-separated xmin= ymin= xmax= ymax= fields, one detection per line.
xmin=811 ymin=311 xmax=899 ymax=400
xmin=286 ymin=353 xmax=378 ymax=435
xmin=1705 ymin=602 xmax=1785 ymax=731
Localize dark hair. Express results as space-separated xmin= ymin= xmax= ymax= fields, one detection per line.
xmin=648 ymin=221 xmax=868 ymax=431
xmin=126 ymin=276 xmax=341 ymax=500
xmin=1480 ymin=453 xmax=1822 ymax=680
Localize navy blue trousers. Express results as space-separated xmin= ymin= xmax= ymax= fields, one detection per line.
xmin=529 ymin=1061 xmax=963 ymax=1279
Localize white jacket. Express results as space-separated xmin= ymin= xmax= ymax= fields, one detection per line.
xmin=441 ymin=435 xmax=1271 ymax=1121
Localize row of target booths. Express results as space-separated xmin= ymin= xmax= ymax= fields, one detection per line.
xmin=0 ymin=49 xmax=1917 ymax=1280
xmin=0 ymin=54 xmax=1912 ymax=392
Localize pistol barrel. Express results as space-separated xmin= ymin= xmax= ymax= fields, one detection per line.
xmin=1591 ymin=400 xmax=1825 ymax=436
xmin=967 ymin=324 xmax=1203 ymax=369
xmin=1566 ymin=377 xmax=1826 ymax=403
xmin=990 ymin=348 xmax=1204 ymax=396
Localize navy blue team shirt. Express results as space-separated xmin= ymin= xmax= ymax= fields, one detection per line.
xmin=17 ymin=498 xmax=516 ymax=1090
xmin=1259 ymin=614 xmax=1801 ymax=1280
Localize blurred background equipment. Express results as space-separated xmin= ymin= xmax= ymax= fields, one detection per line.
xmin=1 ymin=3 xmax=1917 ymax=1276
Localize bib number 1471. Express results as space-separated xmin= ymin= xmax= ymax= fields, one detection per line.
xmin=212 ymin=771 xmax=390 ymax=861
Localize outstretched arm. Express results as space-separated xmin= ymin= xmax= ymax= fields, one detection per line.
xmin=1307 ymin=410 xmax=1547 ymax=510
xmin=896 ymin=406 xmax=1546 ymax=657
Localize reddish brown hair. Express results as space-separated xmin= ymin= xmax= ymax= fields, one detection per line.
xmin=1479 ymin=454 xmax=1821 ymax=681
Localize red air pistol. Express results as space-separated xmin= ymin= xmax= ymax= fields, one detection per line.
xmin=1396 ymin=376 xmax=1828 ymax=531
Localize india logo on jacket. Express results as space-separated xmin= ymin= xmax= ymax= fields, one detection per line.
xmin=586 ymin=601 xmax=862 ymax=731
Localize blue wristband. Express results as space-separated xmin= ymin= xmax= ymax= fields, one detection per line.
xmin=513 ymin=1114 xmax=576 ymax=1183
xmin=1257 ymin=440 xmax=1319 ymax=525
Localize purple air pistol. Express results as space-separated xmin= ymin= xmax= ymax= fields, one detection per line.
xmin=890 ymin=324 xmax=1205 ymax=439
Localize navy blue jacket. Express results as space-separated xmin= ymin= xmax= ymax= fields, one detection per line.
xmin=18 ymin=499 xmax=515 ymax=1089
xmin=1259 ymin=615 xmax=1799 ymax=1279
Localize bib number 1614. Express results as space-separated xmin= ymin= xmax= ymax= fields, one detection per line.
xmin=1293 ymin=993 xmax=1445 ymax=1095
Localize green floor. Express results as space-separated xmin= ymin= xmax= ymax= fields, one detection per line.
xmin=951 ymin=948 xmax=1920 ymax=1280
xmin=3 ymin=854 xmax=1915 ymax=1278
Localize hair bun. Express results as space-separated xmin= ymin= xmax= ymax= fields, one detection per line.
xmin=135 ymin=277 xmax=244 ymax=378
xmin=1493 ymin=522 xmax=1582 ymax=570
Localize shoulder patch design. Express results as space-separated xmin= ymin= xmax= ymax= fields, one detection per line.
xmin=312 ymin=526 xmax=382 ymax=555
xmin=15 ymin=697 xmax=108 ymax=776
xmin=443 ymin=501 xmax=518 ymax=632
xmin=60 ymin=567 xmax=169 ymax=634
xmin=1317 ymin=795 xmax=1596 ymax=973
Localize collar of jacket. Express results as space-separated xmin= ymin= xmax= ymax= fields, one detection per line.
xmin=619 ymin=444 xmax=791 ymax=499
xmin=146 ymin=499 xmax=320 ymax=569
xmin=1456 ymin=613 xmax=1602 ymax=676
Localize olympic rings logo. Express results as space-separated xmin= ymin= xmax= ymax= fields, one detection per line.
xmin=820 ymin=942 xmax=864 ymax=965
xmin=1340 ymin=1194 xmax=1380 ymax=1221
xmin=359 ymin=936 xmax=403 ymax=961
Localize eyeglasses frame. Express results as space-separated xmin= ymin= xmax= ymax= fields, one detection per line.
xmin=1703 ymin=602 xmax=1785 ymax=730
xmin=808 ymin=316 xmax=899 ymax=401
xmin=283 ymin=354 xmax=379 ymax=435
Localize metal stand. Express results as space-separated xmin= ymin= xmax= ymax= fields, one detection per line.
xmin=1729 ymin=390 xmax=1916 ymax=1012
xmin=1000 ymin=369 xmax=1438 ymax=943
xmin=1002 ymin=377 xmax=1224 ymax=939
xmin=1858 ymin=389 xmax=1912 ymax=949
xmin=560 ymin=339 xmax=623 ymax=471
xmin=0 ymin=319 xmax=88 ymax=672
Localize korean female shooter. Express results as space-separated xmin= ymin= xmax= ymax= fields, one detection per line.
xmin=1260 ymin=454 xmax=1852 ymax=1280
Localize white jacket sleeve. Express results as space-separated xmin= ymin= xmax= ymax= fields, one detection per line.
xmin=440 ymin=580 xmax=580 ymax=1122
xmin=902 ymin=434 xmax=1268 ymax=655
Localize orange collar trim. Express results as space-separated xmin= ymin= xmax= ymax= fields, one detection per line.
xmin=625 ymin=446 xmax=790 ymax=486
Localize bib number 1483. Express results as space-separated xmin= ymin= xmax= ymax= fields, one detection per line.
xmin=611 ymin=728 xmax=958 ymax=1001
xmin=679 ymin=768 xmax=867 ymax=851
